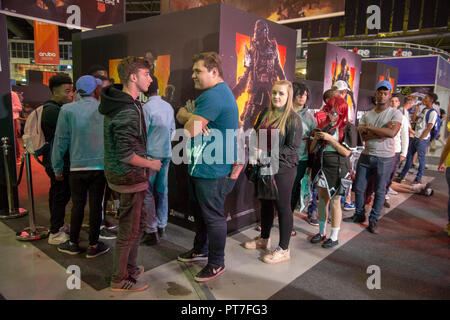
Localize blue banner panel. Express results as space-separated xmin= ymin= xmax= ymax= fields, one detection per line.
xmin=364 ymin=56 xmax=438 ymax=86
xmin=436 ymin=57 xmax=450 ymax=89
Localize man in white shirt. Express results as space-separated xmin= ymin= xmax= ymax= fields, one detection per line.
xmin=384 ymin=94 xmax=409 ymax=207
xmin=396 ymin=93 xmax=438 ymax=184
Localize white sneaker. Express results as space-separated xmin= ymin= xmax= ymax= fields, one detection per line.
xmin=262 ymin=247 xmax=290 ymax=264
xmin=48 ymin=230 xmax=69 ymax=245
xmin=244 ymin=236 xmax=271 ymax=250
xmin=387 ymin=187 xmax=398 ymax=195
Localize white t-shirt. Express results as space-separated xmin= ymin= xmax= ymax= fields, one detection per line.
xmin=394 ymin=113 xmax=410 ymax=156
xmin=414 ymin=106 xmax=438 ymax=140
xmin=360 ymin=107 xmax=403 ymax=158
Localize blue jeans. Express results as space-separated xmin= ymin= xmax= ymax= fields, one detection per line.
xmin=446 ymin=168 xmax=450 ymax=223
xmin=144 ymin=157 xmax=170 ymax=232
xmin=189 ymin=175 xmax=236 ymax=268
xmin=400 ymin=137 xmax=430 ymax=181
xmin=354 ymin=154 xmax=395 ymax=223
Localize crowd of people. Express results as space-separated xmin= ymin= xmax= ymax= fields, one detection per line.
xmin=13 ymin=51 xmax=449 ymax=293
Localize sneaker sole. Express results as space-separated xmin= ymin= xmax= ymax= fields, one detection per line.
xmin=244 ymin=244 xmax=271 ymax=250
xmin=263 ymin=256 xmax=290 ymax=264
xmin=57 ymin=247 xmax=81 ymax=255
xmin=48 ymin=239 xmax=69 ymax=245
xmin=99 ymin=235 xmax=117 ymax=240
xmin=177 ymin=256 xmax=208 ymax=262
xmin=343 ymin=207 xmax=355 ymax=211
xmin=86 ymin=247 xmax=110 ymax=259
xmin=110 ymin=283 xmax=149 ymax=292
xmin=307 ymin=220 xmax=319 ymax=226
xmin=194 ymin=268 xmax=225 ymax=282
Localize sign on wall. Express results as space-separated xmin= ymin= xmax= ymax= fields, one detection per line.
xmin=34 ymin=21 xmax=59 ymax=65
xmin=162 ymin=0 xmax=345 ymax=24
xmin=0 ymin=0 xmax=125 ymax=30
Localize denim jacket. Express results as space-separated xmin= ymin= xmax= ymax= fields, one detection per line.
xmin=52 ymin=96 xmax=104 ymax=176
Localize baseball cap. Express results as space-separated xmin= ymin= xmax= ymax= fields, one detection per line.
xmin=332 ymin=80 xmax=349 ymax=91
xmin=76 ymin=75 xmax=102 ymax=96
xmin=375 ymin=80 xmax=392 ymax=91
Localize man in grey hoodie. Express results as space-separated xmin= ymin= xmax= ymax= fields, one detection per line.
xmin=99 ymin=57 xmax=162 ymax=292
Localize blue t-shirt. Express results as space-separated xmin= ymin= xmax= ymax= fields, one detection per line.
xmin=188 ymin=82 xmax=239 ymax=179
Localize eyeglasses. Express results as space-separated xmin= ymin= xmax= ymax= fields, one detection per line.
xmin=327 ymin=111 xmax=339 ymax=116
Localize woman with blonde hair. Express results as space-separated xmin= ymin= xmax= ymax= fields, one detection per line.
xmin=244 ymin=80 xmax=302 ymax=264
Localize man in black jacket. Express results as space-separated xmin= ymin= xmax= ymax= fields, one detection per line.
xmin=99 ymin=57 xmax=161 ymax=292
xmin=41 ymin=73 xmax=74 ymax=245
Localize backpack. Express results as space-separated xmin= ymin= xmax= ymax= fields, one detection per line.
xmin=22 ymin=105 xmax=49 ymax=157
xmin=425 ymin=108 xmax=441 ymax=141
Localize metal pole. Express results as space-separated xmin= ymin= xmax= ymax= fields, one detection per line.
xmin=16 ymin=150 xmax=48 ymax=241
xmin=0 ymin=137 xmax=27 ymax=219
xmin=25 ymin=151 xmax=36 ymax=233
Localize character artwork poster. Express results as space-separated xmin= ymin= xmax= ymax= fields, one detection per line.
xmin=323 ymin=44 xmax=361 ymax=122
xmin=162 ymin=0 xmax=345 ymax=24
xmin=218 ymin=5 xmax=296 ymax=130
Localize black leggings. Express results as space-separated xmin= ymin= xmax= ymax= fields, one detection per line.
xmin=260 ymin=166 xmax=297 ymax=250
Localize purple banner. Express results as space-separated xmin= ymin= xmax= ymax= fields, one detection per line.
xmin=436 ymin=57 xmax=450 ymax=89
xmin=364 ymin=56 xmax=438 ymax=86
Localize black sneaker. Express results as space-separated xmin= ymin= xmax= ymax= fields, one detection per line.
xmin=321 ymin=238 xmax=339 ymax=248
xmin=141 ymin=232 xmax=160 ymax=246
xmin=343 ymin=214 xmax=366 ymax=223
xmin=393 ymin=176 xmax=403 ymax=183
xmin=194 ymin=264 xmax=225 ymax=282
xmin=104 ymin=220 xmax=118 ymax=230
xmin=177 ymin=249 xmax=208 ymax=262
xmin=57 ymin=240 xmax=81 ymax=255
xmin=86 ymin=241 xmax=110 ymax=258
xmin=157 ymin=227 xmax=166 ymax=238
xmin=310 ymin=233 xmax=326 ymax=244
xmin=413 ymin=178 xmax=422 ymax=184
xmin=306 ymin=217 xmax=319 ymax=226
xmin=384 ymin=200 xmax=391 ymax=208
xmin=99 ymin=227 xmax=117 ymax=240
xmin=366 ymin=221 xmax=378 ymax=234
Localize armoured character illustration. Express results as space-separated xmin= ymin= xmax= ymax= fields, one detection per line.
xmin=232 ymin=20 xmax=286 ymax=130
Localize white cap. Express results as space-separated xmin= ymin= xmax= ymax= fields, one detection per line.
xmin=332 ymin=80 xmax=349 ymax=91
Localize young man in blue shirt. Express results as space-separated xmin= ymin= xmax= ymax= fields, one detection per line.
xmin=176 ymin=52 xmax=239 ymax=282
xmin=52 ymin=75 xmax=110 ymax=258
xmin=142 ymin=75 xmax=176 ymax=244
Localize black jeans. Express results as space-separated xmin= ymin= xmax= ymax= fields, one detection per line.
xmin=261 ymin=166 xmax=297 ymax=250
xmin=44 ymin=163 xmax=71 ymax=234
xmin=69 ymin=170 xmax=106 ymax=245
xmin=111 ymin=189 xmax=147 ymax=283
xmin=290 ymin=160 xmax=308 ymax=212
xmin=189 ymin=176 xmax=235 ymax=268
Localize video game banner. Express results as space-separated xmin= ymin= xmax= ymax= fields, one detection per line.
xmin=162 ymin=0 xmax=345 ymax=24
xmin=0 ymin=0 xmax=124 ymax=30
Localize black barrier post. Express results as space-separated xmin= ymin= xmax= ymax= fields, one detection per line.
xmin=0 ymin=137 xmax=27 ymax=219
xmin=16 ymin=151 xmax=48 ymax=241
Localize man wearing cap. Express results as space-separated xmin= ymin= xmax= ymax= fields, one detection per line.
xmin=52 ymin=75 xmax=110 ymax=258
xmin=396 ymin=93 xmax=439 ymax=184
xmin=344 ymin=81 xmax=402 ymax=234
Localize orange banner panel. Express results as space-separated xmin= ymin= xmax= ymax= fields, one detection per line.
xmin=34 ymin=21 xmax=60 ymax=65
